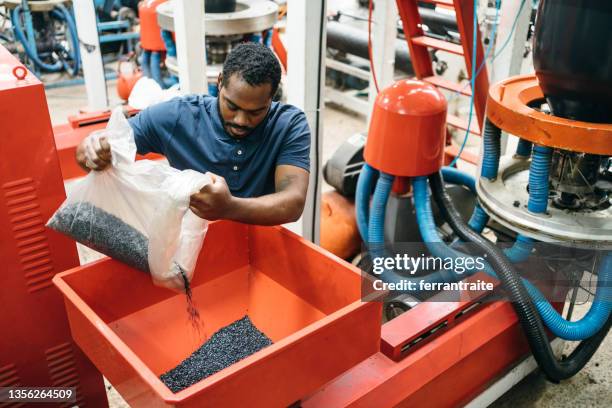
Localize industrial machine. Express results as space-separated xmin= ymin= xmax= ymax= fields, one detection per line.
xmin=2 ymin=0 xmax=139 ymax=81
xmin=1 ymin=0 xmax=610 ymax=407
xmin=2 ymin=0 xmax=80 ymax=77
xmin=353 ymin=0 xmax=611 ymax=387
xmin=137 ymin=0 xmax=174 ymax=88
xmin=152 ymin=0 xmax=279 ymax=95
xmin=0 ymin=45 xmax=107 ymax=406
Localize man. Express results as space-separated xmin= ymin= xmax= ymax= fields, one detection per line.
xmin=76 ymin=42 xmax=310 ymax=225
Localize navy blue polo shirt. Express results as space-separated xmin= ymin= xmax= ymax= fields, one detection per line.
xmin=128 ymin=95 xmax=311 ymax=198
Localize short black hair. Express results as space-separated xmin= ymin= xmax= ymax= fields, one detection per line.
xmin=222 ymin=42 xmax=281 ymax=97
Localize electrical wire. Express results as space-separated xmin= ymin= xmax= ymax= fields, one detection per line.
xmin=492 ymin=0 xmax=527 ymax=59
xmin=448 ymin=0 xmax=504 ymax=103
xmin=367 ymin=0 xmax=380 ymax=93
xmin=448 ymin=0 xmax=530 ymax=166
xmin=447 ymin=0 xmax=480 ymax=168
xmin=366 ymin=0 xmax=525 ymax=165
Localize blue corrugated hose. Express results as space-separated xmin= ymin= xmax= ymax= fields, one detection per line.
xmin=441 ymin=166 xmax=476 ymax=194
xmin=412 ymin=177 xmax=612 ymax=341
xmin=161 ymin=30 xmax=177 ymax=58
xmin=528 ymin=145 xmax=553 ymax=213
xmin=467 ymin=203 xmax=489 ymax=233
xmin=150 ymin=51 xmax=164 ymax=87
xmin=355 ymin=163 xmax=377 ymax=242
xmin=481 ymin=119 xmax=501 ymax=180
xmin=141 ymin=50 xmax=152 ymax=78
xmin=356 ymin=168 xmax=457 ymax=286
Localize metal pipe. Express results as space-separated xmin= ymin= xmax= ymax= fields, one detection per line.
xmin=326 ymin=21 xmax=412 ymax=74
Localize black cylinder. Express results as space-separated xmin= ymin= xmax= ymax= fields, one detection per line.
xmin=533 ymin=0 xmax=612 ymax=123
xmin=327 ymin=21 xmax=413 ymax=74
xmin=205 ymin=0 xmax=237 ymax=14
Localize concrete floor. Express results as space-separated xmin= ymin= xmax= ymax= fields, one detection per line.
xmin=46 ymin=78 xmax=611 ymax=407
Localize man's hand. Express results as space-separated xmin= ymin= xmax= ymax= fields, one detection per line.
xmin=189 ymin=172 xmax=236 ymax=220
xmin=76 ymin=133 xmax=112 ymax=171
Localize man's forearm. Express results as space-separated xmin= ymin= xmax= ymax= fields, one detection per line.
xmin=227 ymin=192 xmax=304 ymax=225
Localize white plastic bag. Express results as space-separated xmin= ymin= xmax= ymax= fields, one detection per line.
xmin=128 ymin=77 xmax=181 ymax=110
xmin=47 ymin=107 xmax=210 ymax=291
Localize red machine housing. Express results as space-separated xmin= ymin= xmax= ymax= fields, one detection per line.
xmin=0 ymin=46 xmax=107 ymax=405
xmin=139 ymin=0 xmax=168 ymax=51
xmin=364 ymin=79 xmax=447 ymax=176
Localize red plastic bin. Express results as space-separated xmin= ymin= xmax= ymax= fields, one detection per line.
xmin=53 ymin=221 xmax=382 ymax=407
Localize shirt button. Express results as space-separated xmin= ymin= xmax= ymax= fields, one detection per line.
xmin=237 ymin=149 xmax=243 ymax=155
xmin=233 ymin=165 xmax=239 ymax=171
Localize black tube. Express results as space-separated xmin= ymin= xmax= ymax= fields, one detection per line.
xmin=326 ymin=21 xmax=413 ymax=74
xmin=205 ymin=0 xmax=237 ymax=14
xmin=429 ymin=172 xmax=612 ymax=382
xmin=418 ymin=7 xmax=459 ymax=37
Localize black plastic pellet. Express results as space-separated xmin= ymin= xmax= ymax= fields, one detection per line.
xmin=177 ymin=264 xmax=202 ymax=333
xmin=49 ymin=202 xmax=205 ymax=327
xmin=160 ymin=316 xmax=272 ymax=393
xmin=48 ymin=202 xmax=150 ymax=272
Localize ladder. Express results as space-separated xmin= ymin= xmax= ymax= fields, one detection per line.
xmin=396 ymin=0 xmax=489 ymax=165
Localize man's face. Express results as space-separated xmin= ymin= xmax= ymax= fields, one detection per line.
xmin=217 ymin=74 xmax=272 ymax=139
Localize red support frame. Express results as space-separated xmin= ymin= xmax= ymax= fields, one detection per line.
xmin=304 ymin=301 xmax=531 ymax=407
xmin=395 ymin=0 xmax=490 ymax=165
xmin=453 ymin=0 xmax=489 ymax=128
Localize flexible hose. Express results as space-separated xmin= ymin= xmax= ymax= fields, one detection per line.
xmin=161 ymin=30 xmax=177 ymax=58
xmin=368 ymin=172 xmax=394 ymax=247
xmin=150 ymin=51 xmax=164 ymax=87
xmin=441 ymin=167 xmax=489 ymax=233
xmin=528 ymin=145 xmax=553 ymax=213
xmin=50 ymin=5 xmax=80 ymax=76
xmin=432 ymin=174 xmax=610 ymax=340
xmin=516 ymin=138 xmax=533 ymax=158
xmin=355 ymin=163 xmax=377 ymax=242
xmin=504 ymin=234 xmax=534 ymax=263
xmin=427 ymin=172 xmax=612 ymax=381
xmin=160 ymin=31 xmax=179 ymax=85
xmin=441 ymin=166 xmax=476 ymax=194
xmin=367 ymin=172 xmax=402 ymax=285
xmin=141 ymin=50 xmax=151 ymax=79
xmin=11 ymin=6 xmax=63 ymax=72
xmin=430 ymin=172 xmax=612 ymax=339
xmin=481 ymin=119 xmax=501 ymax=180
xmin=367 ymin=174 xmax=456 ymax=286
xmin=468 ymin=203 xmax=489 ymax=233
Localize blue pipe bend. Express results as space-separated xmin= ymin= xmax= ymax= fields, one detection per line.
xmin=441 ymin=166 xmax=476 ymax=194
xmin=467 ymin=203 xmax=489 ymax=233
xmin=441 ymin=167 xmax=489 ymax=233
xmin=12 ymin=6 xmax=63 ymax=72
xmin=53 ymin=5 xmax=80 ymax=76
